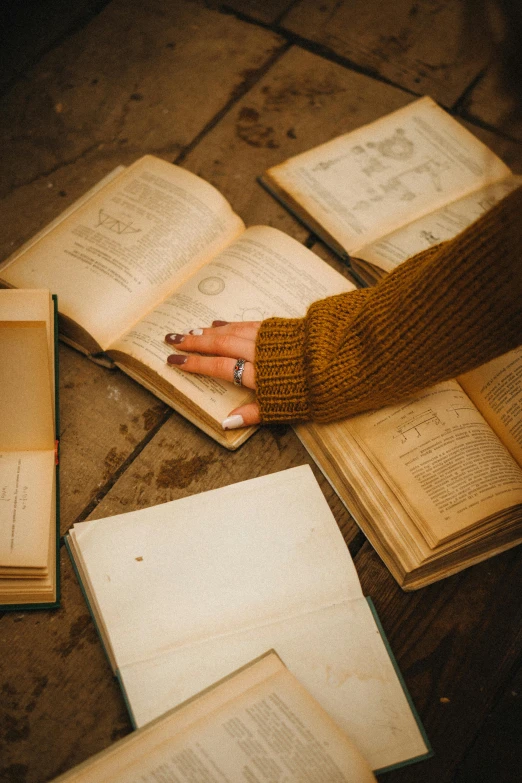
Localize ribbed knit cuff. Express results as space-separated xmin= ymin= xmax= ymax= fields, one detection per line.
xmin=255 ymin=317 xmax=312 ymax=422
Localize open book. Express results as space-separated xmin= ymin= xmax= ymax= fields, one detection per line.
xmin=0 ymin=289 xmax=60 ymax=608
xmin=260 ymin=96 xmax=521 ymax=285
xmin=0 ymin=155 xmax=351 ymax=449
xmin=50 ymin=651 xmax=377 ymax=783
xmin=65 ymin=466 xmax=431 ymax=773
xmin=296 ymin=347 xmax=522 ymax=590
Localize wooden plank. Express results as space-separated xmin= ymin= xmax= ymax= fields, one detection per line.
xmin=281 ymin=0 xmax=488 ymax=107
xmin=0 ymin=0 xmax=285 ymax=260
xmin=354 ymin=542 xmax=522 ymax=782
xmin=183 ymin=46 xmax=417 ymax=232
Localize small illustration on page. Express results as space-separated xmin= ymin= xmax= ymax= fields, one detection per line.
xmin=198 ymin=276 xmax=226 ymax=296
xmin=96 ymin=209 xmax=141 ymax=235
xmin=393 ymin=409 xmax=442 ymax=443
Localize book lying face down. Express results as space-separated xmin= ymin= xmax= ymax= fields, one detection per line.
xmin=66 ymin=465 xmax=431 ymax=773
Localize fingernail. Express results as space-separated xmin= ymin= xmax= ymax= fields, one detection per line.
xmin=222 ymin=414 xmax=245 ymax=430
xmin=212 ymin=320 xmax=228 ymax=327
xmin=183 ymin=328 xmax=203 ymax=335
xmin=165 ymin=333 xmax=185 ymax=344
xmin=167 ymin=354 xmax=188 ymax=366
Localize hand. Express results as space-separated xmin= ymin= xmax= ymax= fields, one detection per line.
xmin=165 ymin=320 xmax=261 ymax=429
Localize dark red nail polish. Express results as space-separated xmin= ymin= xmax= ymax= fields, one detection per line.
xmin=212 ymin=320 xmax=228 ymax=327
xmin=165 ymin=333 xmax=185 ymax=344
xmin=167 ymin=354 xmax=187 ymax=365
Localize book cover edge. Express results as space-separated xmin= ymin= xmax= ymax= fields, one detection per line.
xmin=0 ymin=293 xmax=61 ymax=612
xmin=366 ymin=596 xmax=434 ymax=774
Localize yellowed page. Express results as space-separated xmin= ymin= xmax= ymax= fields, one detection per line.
xmin=0 ymin=288 xmax=55 ymax=425
xmin=119 ymin=599 xmax=428 ymax=771
xmin=347 ymin=383 xmax=522 ymax=547
xmin=109 ymin=225 xmax=353 ymax=424
xmin=357 ymin=175 xmax=522 ymax=272
xmin=0 ymin=322 xmax=54 ymax=451
xmin=458 ymin=347 xmax=522 ymax=467
xmin=0 ymin=156 xmax=244 ymax=349
xmin=266 ymin=96 xmax=511 ymax=254
xmin=67 ymin=466 xmax=428 ymax=771
xmin=51 ymin=653 xmax=376 ymax=783
xmin=0 ymin=451 xmax=55 ymax=569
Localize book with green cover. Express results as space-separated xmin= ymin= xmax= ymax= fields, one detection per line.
xmin=66 ymin=465 xmax=431 ymax=773
xmin=0 ymin=289 xmax=60 ymax=609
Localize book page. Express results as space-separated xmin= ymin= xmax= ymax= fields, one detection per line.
xmin=356 ymin=175 xmax=522 ymax=272
xmin=109 ymin=226 xmax=353 ymax=423
xmin=346 ymin=383 xmax=522 ymax=547
xmin=69 ymin=467 xmax=362 ymax=668
xmin=266 ymin=96 xmax=511 ymax=254
xmin=119 ymin=600 xmax=428 ymax=771
xmin=51 ymin=653 xmax=377 ymax=783
xmin=458 ymin=347 xmax=522 ymax=467
xmin=0 ymin=156 xmax=244 ymax=349
xmin=0 ymin=321 xmax=55 ymax=451
xmin=0 ymin=450 xmax=55 ymax=569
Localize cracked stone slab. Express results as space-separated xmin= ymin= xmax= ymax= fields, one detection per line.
xmin=280 ymin=0 xmax=489 ymax=106
xmin=0 ymin=0 xmax=285 ymax=259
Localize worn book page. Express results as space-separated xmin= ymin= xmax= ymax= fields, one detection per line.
xmin=51 ymin=653 xmax=377 ymax=783
xmin=0 ymin=451 xmax=55 ymax=571
xmin=356 ymin=175 xmax=522 ymax=273
xmin=108 ymin=226 xmax=353 ymax=424
xmin=0 ymin=156 xmax=244 ymax=350
xmin=458 ymin=347 xmax=522 ymax=467
xmin=265 ymin=96 xmax=510 ymax=254
xmin=119 ymin=599 xmax=428 ymax=771
xmin=0 ymin=321 xmax=55 ymax=452
xmin=346 ymin=382 xmax=522 ymax=547
xmin=67 ymin=466 xmax=428 ymax=770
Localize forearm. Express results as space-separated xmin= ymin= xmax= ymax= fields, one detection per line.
xmin=255 ymin=187 xmax=522 ymax=423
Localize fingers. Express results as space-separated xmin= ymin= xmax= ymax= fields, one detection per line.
xmin=166 ymin=330 xmax=256 ymax=364
xmin=167 ymin=353 xmax=256 ymax=390
xmin=222 ymin=402 xmax=261 ymax=429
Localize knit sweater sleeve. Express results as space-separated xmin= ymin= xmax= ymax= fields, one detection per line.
xmin=254 ymin=186 xmax=522 ymax=424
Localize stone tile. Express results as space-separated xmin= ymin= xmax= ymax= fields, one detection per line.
xmin=0 ymin=0 xmax=285 ymax=258
xmin=222 ymin=0 xmax=295 ymax=25
xmin=463 ymin=63 xmax=522 ymax=143
xmin=57 ymin=344 xmax=170 ymax=533
xmin=281 ymin=0 xmax=488 ymax=107
xmin=183 ymin=46 xmax=416 ymax=232
xmin=0 ymin=549 xmax=132 ymax=783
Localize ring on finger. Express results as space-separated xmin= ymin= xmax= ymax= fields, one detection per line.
xmin=233 ymin=358 xmax=247 ymax=386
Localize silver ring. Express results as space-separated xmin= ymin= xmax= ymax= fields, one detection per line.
xmin=233 ymin=358 xmax=247 ymax=386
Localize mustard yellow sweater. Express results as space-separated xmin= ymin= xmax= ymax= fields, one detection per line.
xmin=255 ymin=186 xmax=522 ymax=423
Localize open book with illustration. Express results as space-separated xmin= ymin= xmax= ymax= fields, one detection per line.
xmin=0 ymin=288 xmax=60 ymax=608
xmin=50 ymin=651 xmax=378 ymax=783
xmin=296 ymin=347 xmax=522 ymax=590
xmin=65 ymin=466 xmax=431 ymax=773
xmin=0 ymin=155 xmax=352 ymax=449
xmin=260 ymin=96 xmax=521 ymax=285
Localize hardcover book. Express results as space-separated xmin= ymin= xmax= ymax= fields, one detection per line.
xmin=260 ymin=96 xmax=521 ymax=285
xmin=0 ymin=155 xmax=352 ymax=449
xmin=0 ymin=288 xmax=60 ymax=609
xmin=66 ymin=465 xmax=431 ymax=773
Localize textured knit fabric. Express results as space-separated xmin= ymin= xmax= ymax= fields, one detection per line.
xmin=255 ymin=186 xmax=522 ymax=423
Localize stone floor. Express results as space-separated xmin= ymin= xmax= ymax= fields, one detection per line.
xmin=0 ymin=2 xmax=521 ymax=782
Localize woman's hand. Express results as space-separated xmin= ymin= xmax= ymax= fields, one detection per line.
xmin=165 ymin=320 xmax=261 ymax=429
